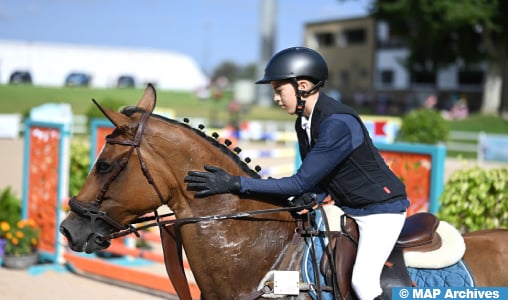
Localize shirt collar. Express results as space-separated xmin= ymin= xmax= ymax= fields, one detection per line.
xmin=301 ymin=110 xmax=314 ymax=130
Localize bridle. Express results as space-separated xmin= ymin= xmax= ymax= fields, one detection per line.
xmin=67 ymin=107 xmax=315 ymax=245
xmin=66 ymin=106 xmax=319 ymax=300
xmin=68 ymin=108 xmax=167 ymax=244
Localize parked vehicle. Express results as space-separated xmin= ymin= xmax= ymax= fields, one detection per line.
xmin=65 ymin=72 xmax=91 ymax=87
xmin=9 ymin=71 xmax=32 ymax=84
xmin=116 ymin=75 xmax=135 ymax=88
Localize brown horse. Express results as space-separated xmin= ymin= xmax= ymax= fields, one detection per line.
xmin=60 ymin=84 xmax=508 ymax=299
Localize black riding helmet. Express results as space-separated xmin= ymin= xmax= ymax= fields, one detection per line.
xmin=256 ymin=47 xmax=328 ymax=84
xmin=256 ymin=47 xmax=328 ymax=115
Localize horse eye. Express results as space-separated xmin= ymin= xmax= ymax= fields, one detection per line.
xmin=96 ymin=160 xmax=112 ymax=173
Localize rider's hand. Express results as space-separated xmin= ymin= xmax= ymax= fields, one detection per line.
xmin=290 ymin=193 xmax=317 ymax=208
xmin=185 ymin=165 xmax=241 ymax=197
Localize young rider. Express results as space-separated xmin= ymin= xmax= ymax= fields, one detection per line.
xmin=185 ymin=46 xmax=409 ymax=300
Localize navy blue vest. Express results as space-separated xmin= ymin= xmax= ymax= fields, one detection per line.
xmin=295 ymin=94 xmax=407 ymax=209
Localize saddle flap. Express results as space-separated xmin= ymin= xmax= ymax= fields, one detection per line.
xmin=320 ymin=214 xmax=359 ymax=300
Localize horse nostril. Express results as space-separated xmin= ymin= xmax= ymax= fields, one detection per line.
xmin=59 ymin=226 xmax=73 ymax=243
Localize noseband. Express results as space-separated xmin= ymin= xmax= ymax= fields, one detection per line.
xmin=68 ymin=108 xmax=167 ymax=243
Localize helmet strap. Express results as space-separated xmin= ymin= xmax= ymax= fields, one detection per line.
xmin=292 ymin=79 xmax=324 ymax=116
xmin=290 ymin=79 xmax=305 ymax=116
xmin=296 ymin=94 xmax=306 ymax=116
xmin=301 ymin=81 xmax=324 ymax=97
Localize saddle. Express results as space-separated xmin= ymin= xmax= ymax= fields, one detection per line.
xmin=320 ymin=212 xmax=440 ymax=300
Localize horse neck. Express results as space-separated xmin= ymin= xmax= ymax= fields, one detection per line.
xmin=151 ymin=120 xmax=297 ymax=297
xmin=157 ymin=119 xmax=249 ymax=172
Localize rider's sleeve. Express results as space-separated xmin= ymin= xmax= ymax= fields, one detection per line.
xmin=240 ymin=114 xmax=364 ymax=196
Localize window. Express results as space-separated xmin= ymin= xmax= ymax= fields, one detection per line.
xmin=314 ymin=32 xmax=335 ymax=47
xmin=380 ymin=70 xmax=394 ymax=86
xmin=343 ymin=28 xmax=366 ymax=45
xmin=411 ymin=71 xmax=435 ymax=85
xmin=340 ymin=70 xmax=350 ymax=87
xmin=360 ymin=68 xmax=369 ymax=79
xmin=458 ymin=70 xmax=483 ymax=85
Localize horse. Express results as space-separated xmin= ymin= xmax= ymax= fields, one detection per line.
xmin=60 ymin=84 xmax=508 ymax=299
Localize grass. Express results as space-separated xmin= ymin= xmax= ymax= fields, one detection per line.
xmin=0 ymin=84 xmax=292 ymax=122
xmin=2 ymin=84 xmax=507 ymax=133
xmin=3 ymin=84 xmax=506 ymax=161
xmin=447 ymin=114 xmax=508 ymax=134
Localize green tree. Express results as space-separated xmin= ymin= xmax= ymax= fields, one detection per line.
xmin=372 ymin=0 xmax=508 ymax=116
xmin=212 ymin=61 xmax=257 ymax=83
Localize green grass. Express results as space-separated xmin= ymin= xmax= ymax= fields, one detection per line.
xmin=0 ymin=84 xmax=292 ymax=122
xmin=2 ymin=84 xmax=507 ymax=133
xmin=447 ymin=114 xmax=508 ymax=134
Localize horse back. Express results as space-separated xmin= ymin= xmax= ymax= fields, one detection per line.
xmin=463 ymin=229 xmax=508 ymax=286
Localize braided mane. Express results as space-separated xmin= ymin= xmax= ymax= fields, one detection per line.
xmin=120 ymin=106 xmax=261 ymax=179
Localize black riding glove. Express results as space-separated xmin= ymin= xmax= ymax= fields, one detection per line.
xmin=185 ymin=165 xmax=241 ymax=197
xmin=290 ymin=193 xmax=317 ymax=208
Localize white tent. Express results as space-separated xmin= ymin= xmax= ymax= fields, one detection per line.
xmin=0 ymin=39 xmax=208 ymax=91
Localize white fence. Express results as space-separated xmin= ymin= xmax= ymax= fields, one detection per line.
xmin=5 ymin=113 xmax=508 ymax=164
xmin=446 ymin=130 xmax=508 ymax=163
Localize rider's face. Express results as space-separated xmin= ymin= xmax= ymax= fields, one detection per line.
xmin=271 ymin=81 xmax=297 ymax=115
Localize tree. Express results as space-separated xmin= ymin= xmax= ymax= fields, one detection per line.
xmin=212 ymin=62 xmax=257 ymax=83
xmin=372 ymin=0 xmax=508 ymax=116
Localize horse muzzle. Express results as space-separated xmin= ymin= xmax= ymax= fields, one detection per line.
xmin=60 ymin=212 xmax=112 ymax=253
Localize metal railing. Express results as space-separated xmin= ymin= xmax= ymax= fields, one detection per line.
xmin=446 ymin=130 xmax=508 ymax=163
xmin=446 ymin=131 xmax=480 ymax=153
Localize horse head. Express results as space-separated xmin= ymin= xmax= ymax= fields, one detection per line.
xmin=60 ymin=84 xmax=165 ymax=252
xmin=60 ymin=84 xmax=298 ymax=298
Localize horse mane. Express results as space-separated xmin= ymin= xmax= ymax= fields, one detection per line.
xmin=120 ymin=106 xmax=262 ymax=179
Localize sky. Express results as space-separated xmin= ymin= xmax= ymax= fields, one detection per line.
xmin=0 ymin=0 xmax=372 ymax=74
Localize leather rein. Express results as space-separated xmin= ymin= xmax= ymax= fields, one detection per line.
xmin=67 ymin=108 xmax=313 ymax=243
xmin=67 ymin=108 xmax=315 ymax=300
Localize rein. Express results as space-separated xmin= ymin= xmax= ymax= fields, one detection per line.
xmin=67 ymin=107 xmax=317 ymax=300
xmin=108 ymin=203 xmax=316 ymax=240
xmin=68 ymin=108 xmax=315 ymax=242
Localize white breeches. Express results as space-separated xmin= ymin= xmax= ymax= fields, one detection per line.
xmin=350 ymin=212 xmax=407 ymax=300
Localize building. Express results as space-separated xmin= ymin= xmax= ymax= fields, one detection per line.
xmin=304 ymin=17 xmax=485 ymax=114
xmin=305 ymin=16 xmax=376 ymax=99
xmin=0 ymin=40 xmax=208 ymax=91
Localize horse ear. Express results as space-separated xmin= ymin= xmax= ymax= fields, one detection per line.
xmin=92 ymin=99 xmax=131 ymax=128
xmin=137 ymin=83 xmax=157 ymax=114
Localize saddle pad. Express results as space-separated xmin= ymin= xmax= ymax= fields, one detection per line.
xmin=321 ymin=204 xmax=344 ymax=232
xmin=404 ymin=220 xmax=465 ymax=268
xmin=407 ymin=260 xmax=475 ymax=288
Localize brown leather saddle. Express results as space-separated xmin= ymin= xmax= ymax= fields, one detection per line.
xmin=321 ymin=212 xmax=440 ymax=300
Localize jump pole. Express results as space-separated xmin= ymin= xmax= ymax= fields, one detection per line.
xmin=63 ymin=252 xmax=201 ymax=299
